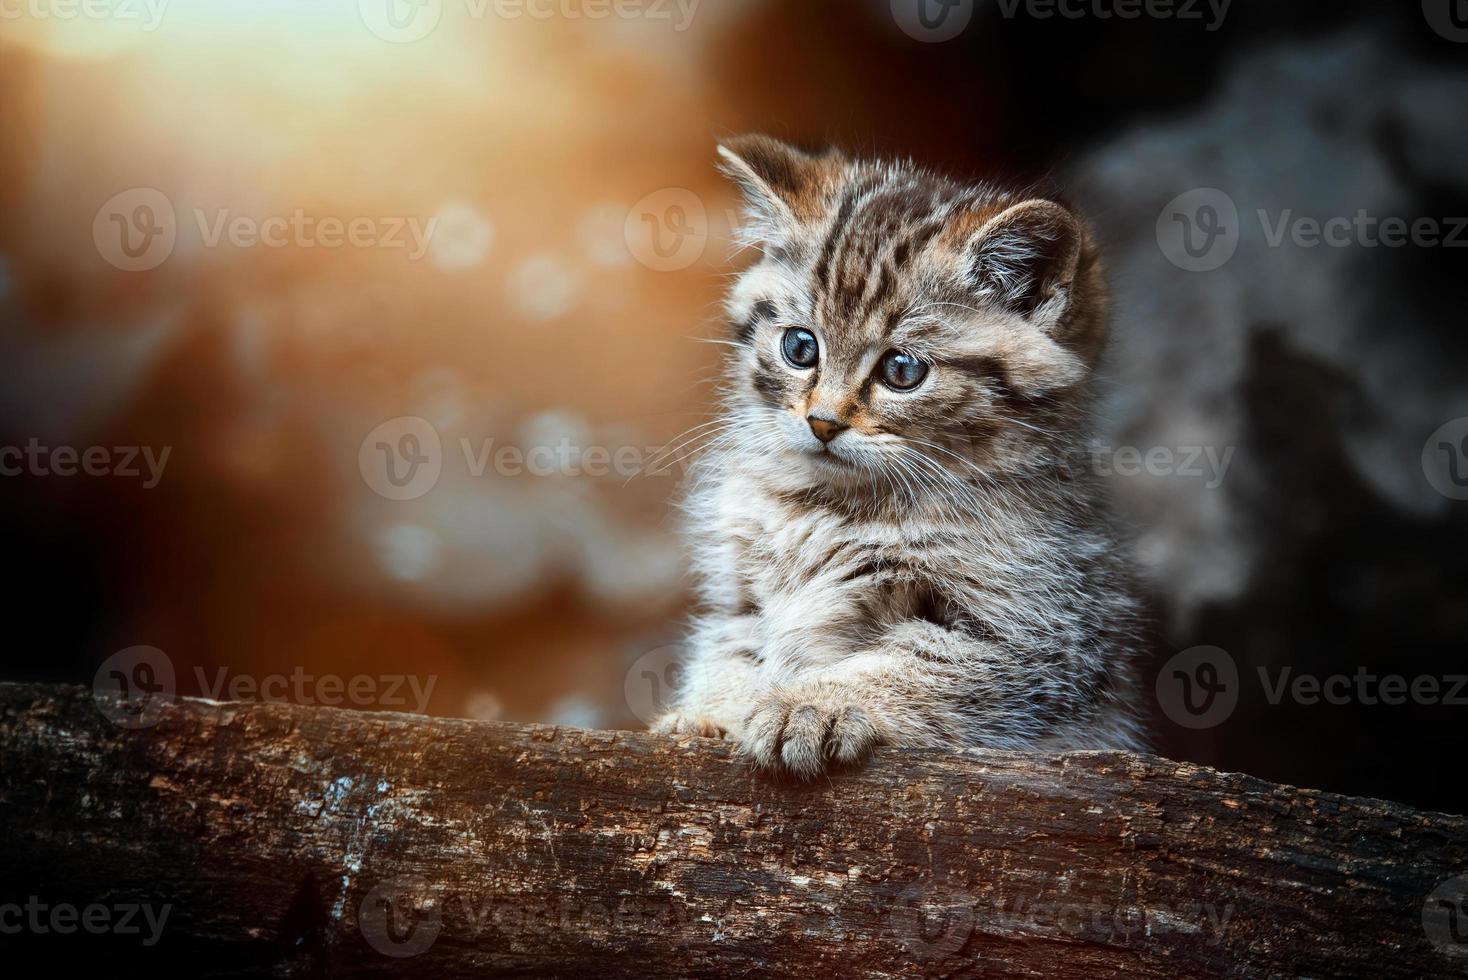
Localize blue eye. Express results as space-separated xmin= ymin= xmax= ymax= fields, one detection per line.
xmin=782 ymin=328 xmax=819 ymax=369
xmin=880 ymin=351 xmax=929 ymax=391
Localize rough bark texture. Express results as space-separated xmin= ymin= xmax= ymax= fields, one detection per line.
xmin=0 ymin=682 xmax=1465 ymax=978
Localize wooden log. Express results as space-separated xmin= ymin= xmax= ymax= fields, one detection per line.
xmin=0 ymin=682 xmax=1465 ymax=977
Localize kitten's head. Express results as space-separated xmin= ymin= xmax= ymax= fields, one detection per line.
xmin=715 ymin=135 xmax=1107 ymax=493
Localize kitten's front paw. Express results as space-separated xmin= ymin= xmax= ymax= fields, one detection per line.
xmin=650 ymin=712 xmax=728 ymax=739
xmin=741 ymin=690 xmax=881 ymax=780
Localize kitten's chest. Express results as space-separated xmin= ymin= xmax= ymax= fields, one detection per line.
xmin=717 ymin=483 xmax=902 ymax=620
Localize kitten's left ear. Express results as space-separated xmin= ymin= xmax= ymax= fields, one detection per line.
xmin=717 ymin=134 xmax=842 ymax=246
xmin=952 ymin=199 xmax=1086 ymax=327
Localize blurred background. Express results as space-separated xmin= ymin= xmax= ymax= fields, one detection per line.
xmin=1 ymin=1 xmax=1465 ymax=812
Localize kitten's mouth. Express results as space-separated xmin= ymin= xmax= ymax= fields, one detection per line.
xmin=807 ymin=446 xmax=853 ymax=468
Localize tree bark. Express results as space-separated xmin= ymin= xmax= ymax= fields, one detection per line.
xmin=0 ymin=682 xmax=1465 ymax=978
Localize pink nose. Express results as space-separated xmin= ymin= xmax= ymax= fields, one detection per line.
xmin=807 ymin=415 xmax=848 ymax=443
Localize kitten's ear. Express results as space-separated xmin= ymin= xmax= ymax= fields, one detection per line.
xmin=954 ymin=199 xmax=1085 ymax=325
xmin=717 ymin=134 xmax=841 ymax=246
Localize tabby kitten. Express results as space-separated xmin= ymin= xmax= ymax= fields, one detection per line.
xmin=651 ymin=135 xmax=1149 ymax=778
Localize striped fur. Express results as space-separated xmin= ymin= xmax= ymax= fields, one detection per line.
xmin=652 ymin=136 xmax=1150 ymax=778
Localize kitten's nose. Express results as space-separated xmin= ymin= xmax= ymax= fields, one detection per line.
xmin=807 ymin=414 xmax=849 ymax=444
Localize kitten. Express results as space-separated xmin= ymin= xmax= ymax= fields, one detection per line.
xmin=651 ymin=135 xmax=1149 ymax=778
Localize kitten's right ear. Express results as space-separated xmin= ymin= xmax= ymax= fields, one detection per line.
xmin=717 ymin=134 xmax=841 ymax=247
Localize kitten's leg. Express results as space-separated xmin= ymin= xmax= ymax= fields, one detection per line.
xmin=742 ymin=621 xmax=1122 ymax=778
xmin=650 ymin=613 xmax=762 ymax=740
